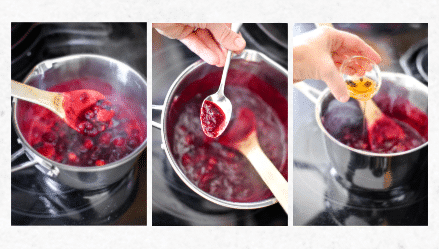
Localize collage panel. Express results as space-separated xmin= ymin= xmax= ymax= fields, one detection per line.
xmin=293 ymin=23 xmax=428 ymax=226
xmin=152 ymin=23 xmax=288 ymax=225
xmin=11 ymin=22 xmax=147 ymax=225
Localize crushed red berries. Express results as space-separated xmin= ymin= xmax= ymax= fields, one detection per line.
xmin=20 ymin=79 xmax=146 ymax=167
xmin=200 ymin=100 xmax=226 ymax=138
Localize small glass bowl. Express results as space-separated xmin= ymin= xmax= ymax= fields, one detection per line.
xmin=340 ymin=56 xmax=382 ymax=101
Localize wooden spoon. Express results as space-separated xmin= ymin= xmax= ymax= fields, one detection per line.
xmin=358 ymin=100 xmax=406 ymax=151
xmin=219 ymin=107 xmax=288 ymax=213
xmin=11 ymin=80 xmax=114 ymax=134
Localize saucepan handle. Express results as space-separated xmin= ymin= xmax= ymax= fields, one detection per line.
xmin=293 ymin=81 xmax=323 ymax=104
xmin=11 ymin=142 xmax=60 ymax=177
xmin=11 ymin=147 xmax=38 ymax=172
xmin=152 ymin=105 xmax=163 ymax=130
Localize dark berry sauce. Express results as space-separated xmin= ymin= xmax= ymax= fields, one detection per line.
xmin=74 ymin=99 xmax=115 ymax=137
xmin=169 ymin=69 xmax=287 ymax=203
xmin=200 ymin=100 xmax=226 ymax=138
xmin=322 ymin=88 xmax=427 ymax=153
xmin=17 ymin=78 xmax=146 ymax=166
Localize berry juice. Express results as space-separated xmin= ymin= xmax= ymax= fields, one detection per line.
xmin=169 ymin=69 xmax=288 ymax=203
xmin=17 ymin=78 xmax=146 ymax=166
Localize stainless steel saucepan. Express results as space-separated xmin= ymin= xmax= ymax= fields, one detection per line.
xmin=294 ymin=72 xmax=428 ymax=193
xmin=152 ymin=49 xmax=288 ymax=209
xmin=12 ymin=54 xmax=147 ymax=190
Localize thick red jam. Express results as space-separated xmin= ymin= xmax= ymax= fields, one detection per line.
xmin=169 ymin=69 xmax=287 ymax=203
xmin=322 ymin=88 xmax=427 ymax=153
xmin=200 ymin=100 xmax=226 ymax=138
xmin=17 ymin=78 xmax=146 ymax=166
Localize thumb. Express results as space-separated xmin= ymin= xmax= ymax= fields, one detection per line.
xmin=319 ymin=55 xmax=350 ymax=102
xmin=204 ymin=23 xmax=246 ymax=52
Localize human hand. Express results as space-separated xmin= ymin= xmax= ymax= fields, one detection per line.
xmin=293 ymin=26 xmax=381 ymax=102
xmin=153 ymin=23 xmax=246 ymax=67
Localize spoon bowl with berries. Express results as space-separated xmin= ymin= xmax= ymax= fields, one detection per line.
xmin=12 ymin=80 xmax=115 ymax=137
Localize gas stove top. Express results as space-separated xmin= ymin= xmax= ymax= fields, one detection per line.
xmin=152 ymin=23 xmax=288 ymax=226
xmin=11 ymin=22 xmax=147 ymax=225
xmin=293 ymin=23 xmax=428 ymax=226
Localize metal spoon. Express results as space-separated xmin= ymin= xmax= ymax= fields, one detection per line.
xmin=200 ymin=23 xmax=242 ymax=138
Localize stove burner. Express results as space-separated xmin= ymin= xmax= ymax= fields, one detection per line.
xmin=400 ymin=38 xmax=428 ymax=84
xmin=12 ymin=164 xmax=139 ymax=225
xmin=241 ymin=23 xmax=288 ymax=69
xmin=416 ymin=49 xmax=428 ymax=82
xmin=324 ymin=161 xmax=427 ymax=226
xmin=11 ymin=23 xmax=146 ymax=81
xmin=256 ymin=23 xmax=288 ymax=49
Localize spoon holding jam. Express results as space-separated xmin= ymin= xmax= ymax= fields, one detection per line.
xmin=11 ymin=80 xmax=114 ymax=136
xmin=200 ymin=23 xmax=242 ymax=138
xmin=200 ymin=51 xmax=233 ymax=138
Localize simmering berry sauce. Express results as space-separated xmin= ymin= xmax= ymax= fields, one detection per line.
xmin=74 ymin=99 xmax=115 ymax=137
xmin=61 ymin=89 xmax=112 ymax=135
xmin=200 ymin=100 xmax=226 ymax=138
xmin=17 ymin=78 xmax=146 ymax=166
xmin=322 ymin=87 xmax=427 ymax=153
xmin=169 ymin=69 xmax=287 ymax=203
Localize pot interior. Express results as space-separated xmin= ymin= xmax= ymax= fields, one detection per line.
xmin=163 ymin=54 xmax=288 ymax=206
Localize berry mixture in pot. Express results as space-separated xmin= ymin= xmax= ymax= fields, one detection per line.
xmin=170 ymin=71 xmax=287 ymax=203
xmin=73 ymin=98 xmax=114 ymax=137
xmin=17 ymin=78 xmax=146 ymax=167
xmin=321 ymin=91 xmax=427 ymax=153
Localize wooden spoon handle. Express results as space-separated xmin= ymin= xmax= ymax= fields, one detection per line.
xmin=358 ymin=99 xmax=382 ymax=126
xmin=240 ymin=133 xmax=289 ymax=214
xmin=11 ymin=80 xmax=65 ymax=119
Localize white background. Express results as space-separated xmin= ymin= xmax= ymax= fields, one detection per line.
xmin=1 ymin=0 xmax=438 ymax=248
